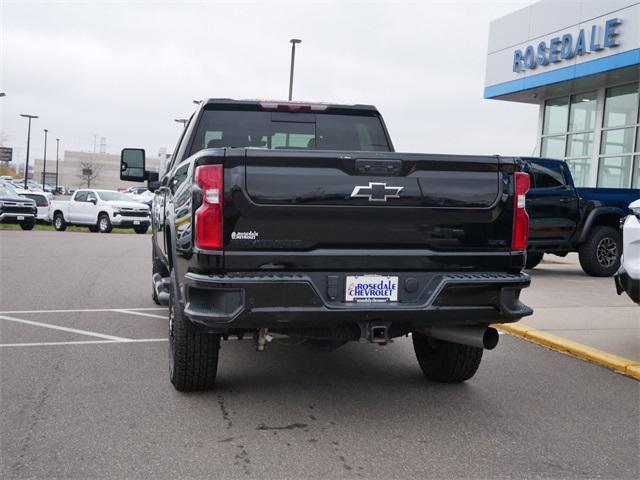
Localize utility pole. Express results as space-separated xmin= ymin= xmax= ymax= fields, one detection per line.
xmin=42 ymin=129 xmax=48 ymax=187
xmin=55 ymin=138 xmax=60 ymax=192
xmin=20 ymin=114 xmax=38 ymax=189
xmin=288 ymin=39 xmax=302 ymax=101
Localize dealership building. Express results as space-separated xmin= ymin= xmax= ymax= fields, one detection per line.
xmin=485 ymin=0 xmax=639 ymax=188
xmin=32 ymin=151 xmax=161 ymax=191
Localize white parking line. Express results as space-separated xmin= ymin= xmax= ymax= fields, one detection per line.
xmin=114 ymin=309 xmax=167 ymax=319
xmin=0 ymin=307 xmax=167 ymax=315
xmin=0 ymin=338 xmax=168 ymax=348
xmin=0 ymin=314 xmax=130 ymax=341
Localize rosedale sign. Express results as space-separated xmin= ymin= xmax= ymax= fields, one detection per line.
xmin=513 ymin=18 xmax=621 ymax=73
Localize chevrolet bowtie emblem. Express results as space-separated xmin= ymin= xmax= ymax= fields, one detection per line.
xmin=350 ymin=182 xmax=404 ymax=202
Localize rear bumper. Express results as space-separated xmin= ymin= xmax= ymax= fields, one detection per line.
xmin=182 ymin=271 xmax=532 ymax=330
xmin=614 ymin=268 xmax=640 ymax=304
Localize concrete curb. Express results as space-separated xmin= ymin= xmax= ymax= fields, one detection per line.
xmin=495 ymin=323 xmax=640 ymax=381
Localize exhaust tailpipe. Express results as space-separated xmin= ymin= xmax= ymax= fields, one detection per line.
xmin=152 ymin=273 xmax=170 ymax=306
xmin=423 ymin=326 xmax=499 ymax=350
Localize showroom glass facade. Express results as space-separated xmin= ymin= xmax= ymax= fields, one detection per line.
xmin=540 ymin=82 xmax=640 ymax=188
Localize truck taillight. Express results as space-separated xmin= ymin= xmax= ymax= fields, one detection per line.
xmin=512 ymin=172 xmax=530 ymax=251
xmin=194 ymin=164 xmax=223 ymax=250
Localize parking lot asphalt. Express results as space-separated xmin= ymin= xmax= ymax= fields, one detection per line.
xmin=520 ymin=254 xmax=639 ymax=361
xmin=1 ymin=230 xmax=639 ymax=479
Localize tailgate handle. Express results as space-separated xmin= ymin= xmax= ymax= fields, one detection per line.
xmin=355 ymin=159 xmax=402 ymax=176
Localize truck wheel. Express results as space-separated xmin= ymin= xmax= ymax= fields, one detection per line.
xmin=20 ymin=223 xmax=35 ymax=231
xmin=578 ymin=226 xmax=621 ymax=277
xmin=412 ymin=332 xmax=483 ymax=383
xmin=98 ymin=214 xmax=113 ymax=233
xmin=525 ymin=252 xmax=543 ymax=269
xmin=88 ymin=225 xmax=99 ymax=232
xmin=53 ymin=213 xmax=66 ymax=231
xmin=134 ymin=225 xmax=149 ymax=234
xmin=168 ymin=269 xmax=220 ymax=391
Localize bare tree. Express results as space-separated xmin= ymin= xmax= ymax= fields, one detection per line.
xmin=78 ymin=161 xmax=103 ymax=188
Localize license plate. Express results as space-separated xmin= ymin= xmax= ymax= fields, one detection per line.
xmin=133 ymin=220 xmax=140 ymax=225
xmin=17 ymin=216 xmax=24 ymax=220
xmin=345 ymin=275 xmax=399 ymax=303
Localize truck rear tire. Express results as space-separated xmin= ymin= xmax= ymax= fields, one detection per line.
xmin=169 ymin=269 xmax=220 ymax=391
xmin=20 ymin=223 xmax=35 ymax=231
xmin=88 ymin=225 xmax=99 ymax=232
xmin=412 ymin=332 xmax=483 ymax=383
xmin=98 ymin=213 xmax=113 ymax=233
xmin=134 ymin=225 xmax=149 ymax=234
xmin=578 ymin=226 xmax=621 ymax=277
xmin=53 ymin=213 xmax=66 ymax=231
xmin=525 ymin=251 xmax=543 ymax=269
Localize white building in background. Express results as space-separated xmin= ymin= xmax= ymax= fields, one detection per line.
xmin=485 ymin=0 xmax=639 ymax=188
xmin=33 ymin=151 xmax=161 ymax=191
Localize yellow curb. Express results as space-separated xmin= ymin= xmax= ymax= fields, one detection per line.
xmin=626 ymin=365 xmax=640 ymax=380
xmin=494 ymin=323 xmax=640 ymax=381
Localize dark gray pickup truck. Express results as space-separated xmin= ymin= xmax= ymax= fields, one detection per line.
xmin=121 ymin=99 xmax=533 ymax=391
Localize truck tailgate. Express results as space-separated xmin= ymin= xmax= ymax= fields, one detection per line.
xmin=221 ymin=150 xmax=517 ymax=270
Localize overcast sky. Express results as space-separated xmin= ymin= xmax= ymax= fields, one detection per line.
xmin=1 ymin=0 xmax=539 ymax=166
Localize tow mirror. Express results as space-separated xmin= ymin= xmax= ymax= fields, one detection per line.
xmin=121 ymin=148 xmax=146 ymax=182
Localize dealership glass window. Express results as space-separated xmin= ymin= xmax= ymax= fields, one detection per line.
xmin=600 ymin=127 xmax=635 ymax=154
xmin=567 ymin=132 xmax=594 ymax=157
xmin=603 ymin=84 xmax=639 ymax=128
xmin=540 ymin=91 xmax=597 ymax=178
xmin=569 ymin=92 xmax=597 ymax=132
xmin=543 ymin=96 xmax=569 ymax=134
xmin=566 ymin=158 xmax=591 ymax=187
xmin=597 ymin=156 xmax=633 ymax=188
xmin=541 ymin=135 xmax=566 ymax=158
xmin=596 ymin=83 xmax=640 ymax=188
xmin=634 ymin=157 xmax=640 ymax=188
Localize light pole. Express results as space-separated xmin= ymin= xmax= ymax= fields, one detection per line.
xmin=174 ymin=118 xmax=188 ymax=127
xmin=55 ymin=138 xmax=60 ymax=192
xmin=20 ymin=114 xmax=38 ymax=188
xmin=42 ymin=129 xmax=48 ymax=187
xmin=288 ymin=39 xmax=302 ymax=101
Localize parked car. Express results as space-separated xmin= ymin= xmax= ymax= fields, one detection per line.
xmin=130 ymin=189 xmax=154 ymax=208
xmin=124 ymin=186 xmax=149 ymax=196
xmin=521 ymin=158 xmax=639 ymax=276
xmin=17 ymin=190 xmax=52 ymax=223
xmin=121 ymin=98 xmax=534 ymax=391
xmin=615 ymin=199 xmax=640 ymax=304
xmin=50 ymin=189 xmax=150 ymax=233
xmin=0 ymin=184 xmax=37 ymax=230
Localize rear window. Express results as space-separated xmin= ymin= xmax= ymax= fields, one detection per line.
xmin=23 ymin=194 xmax=48 ymax=206
xmin=531 ymin=163 xmax=566 ymax=189
xmin=189 ymin=110 xmax=390 ymax=155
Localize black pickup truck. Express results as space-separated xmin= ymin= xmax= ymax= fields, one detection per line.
xmin=121 ymin=99 xmax=533 ymax=391
xmin=522 ymin=157 xmax=639 ymax=276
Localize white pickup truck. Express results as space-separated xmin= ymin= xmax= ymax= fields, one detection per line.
xmin=51 ymin=189 xmax=150 ymax=233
